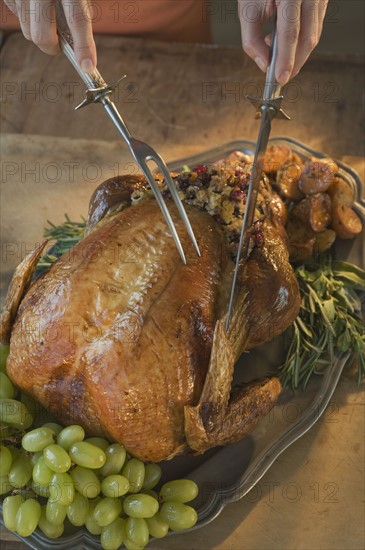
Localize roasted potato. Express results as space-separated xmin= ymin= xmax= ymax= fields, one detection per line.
xmin=310 ymin=156 xmax=339 ymax=173
xmin=313 ymin=229 xmax=337 ymax=254
xmin=286 ymin=219 xmax=316 ymax=262
xmin=224 ymin=150 xmax=253 ymax=165
xmin=331 ymin=205 xmax=363 ymax=239
xmin=292 ymin=193 xmax=332 ymax=232
xmin=263 ymin=145 xmax=293 ymax=174
xmin=327 ymin=177 xmax=355 ymax=208
xmin=276 ymin=161 xmax=304 ymax=201
xmin=299 ymin=159 xmax=336 ymax=195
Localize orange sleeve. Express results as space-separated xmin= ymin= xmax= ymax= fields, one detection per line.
xmin=1 ymin=0 xmax=18 ymax=29
xmin=0 ymin=0 xmax=211 ymax=43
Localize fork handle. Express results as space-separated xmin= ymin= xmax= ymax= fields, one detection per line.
xmin=56 ymin=1 xmax=105 ymax=90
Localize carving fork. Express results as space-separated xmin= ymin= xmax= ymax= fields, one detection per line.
xmin=55 ymin=2 xmax=200 ymax=264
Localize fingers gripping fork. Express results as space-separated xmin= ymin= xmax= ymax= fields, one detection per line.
xmin=55 ymin=3 xmax=200 ymax=264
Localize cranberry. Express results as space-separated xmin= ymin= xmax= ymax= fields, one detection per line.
xmin=193 ymin=164 xmax=211 ymax=186
xmin=230 ymin=188 xmax=246 ymax=201
xmin=193 ymin=164 xmax=208 ymax=174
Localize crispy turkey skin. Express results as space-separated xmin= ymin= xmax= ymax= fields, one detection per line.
xmin=2 ymin=168 xmax=300 ymax=462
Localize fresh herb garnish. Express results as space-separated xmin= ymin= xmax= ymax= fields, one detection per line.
xmin=35 ymin=215 xmax=86 ymax=272
xmin=279 ymin=257 xmax=365 ymax=389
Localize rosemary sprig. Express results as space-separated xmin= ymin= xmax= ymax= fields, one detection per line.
xmin=279 ymin=256 xmax=365 ymax=390
xmin=35 ymin=215 xmax=86 ymax=272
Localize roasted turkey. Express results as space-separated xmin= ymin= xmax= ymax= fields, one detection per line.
xmin=1 ymin=156 xmax=300 ymax=462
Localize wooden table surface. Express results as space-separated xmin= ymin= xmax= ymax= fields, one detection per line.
xmin=0 ymin=33 xmax=364 ymax=550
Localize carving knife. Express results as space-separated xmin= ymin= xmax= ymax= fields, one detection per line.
xmin=225 ymin=23 xmax=290 ymax=331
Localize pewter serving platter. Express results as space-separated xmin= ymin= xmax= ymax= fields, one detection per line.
xmin=1 ymin=137 xmax=364 ymax=549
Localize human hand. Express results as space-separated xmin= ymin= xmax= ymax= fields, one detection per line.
xmin=238 ymin=0 xmax=329 ymax=85
xmin=3 ymin=0 xmax=97 ymax=71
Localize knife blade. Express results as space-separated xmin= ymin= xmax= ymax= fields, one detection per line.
xmin=225 ymin=23 xmax=290 ymax=331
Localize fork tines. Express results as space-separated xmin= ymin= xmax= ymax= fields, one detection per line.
xmin=131 ymin=144 xmax=201 ymax=265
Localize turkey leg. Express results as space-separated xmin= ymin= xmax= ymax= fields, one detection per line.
xmin=184 ymin=320 xmax=281 ymax=454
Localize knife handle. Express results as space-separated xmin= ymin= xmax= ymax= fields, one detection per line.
xmin=263 ymin=23 xmax=281 ymax=101
xmin=55 ymin=1 xmax=106 ymax=90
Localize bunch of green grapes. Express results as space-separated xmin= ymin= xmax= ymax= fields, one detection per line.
xmin=0 ymin=344 xmax=198 ymax=550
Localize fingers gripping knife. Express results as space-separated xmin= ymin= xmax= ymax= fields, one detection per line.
xmin=225 ymin=23 xmax=290 ymax=330
xmin=55 ymin=3 xmax=200 ymax=265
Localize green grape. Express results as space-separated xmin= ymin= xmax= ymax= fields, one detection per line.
xmin=22 ymin=427 xmax=55 ymax=452
xmin=0 ymin=372 xmax=15 ymax=399
xmin=104 ymin=443 xmax=127 ymax=472
xmin=160 ymin=479 xmax=198 ymax=503
xmin=32 ymin=480 xmax=50 ymax=498
xmin=33 ymin=456 xmax=54 ymax=485
xmin=93 ymin=497 xmax=123 ymax=527
xmin=124 ymin=538 xmax=145 ymax=550
xmin=85 ymin=498 xmax=102 ymax=535
xmin=101 ymin=474 xmax=130 ymax=498
xmin=6 ymin=445 xmax=22 ymax=462
xmin=100 ymin=443 xmax=127 ymax=476
xmin=123 ymin=494 xmax=159 ymax=519
xmin=69 ymin=441 xmax=106 ymax=469
xmin=67 ymin=492 xmax=90 ymax=526
xmin=142 ymin=463 xmax=161 ymax=490
xmin=46 ymin=499 xmax=67 ymax=525
xmin=57 ymin=425 xmax=85 ymax=451
xmin=0 ymin=343 xmax=10 ymax=372
xmin=146 ymin=512 xmax=169 ymax=538
xmin=7 ymin=446 xmax=21 ymax=461
xmin=43 ymin=444 xmax=71 ymax=473
xmin=141 ymin=489 xmax=158 ymax=499
xmin=0 ymin=445 xmax=13 ymax=476
xmin=38 ymin=505 xmax=64 ymax=539
xmin=85 ymin=437 xmax=110 ymax=451
xmin=42 ymin=423 xmax=63 ymax=435
xmin=70 ymin=465 xmax=101 ymax=498
xmin=16 ymin=498 xmax=41 ymax=537
xmin=122 ymin=458 xmax=145 ymax=493
xmin=0 ymin=475 xmax=12 ymax=495
xmin=126 ymin=517 xmax=149 ymax=548
xmin=160 ymin=501 xmax=198 ymax=531
xmin=8 ymin=456 xmax=33 ymax=488
xmin=49 ymin=472 xmax=75 ymax=505
xmin=0 ymin=398 xmax=33 ymax=429
xmin=30 ymin=451 xmax=43 ymax=466
xmin=101 ymin=517 xmax=126 ymax=550
xmin=2 ymin=494 xmax=25 ymax=531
